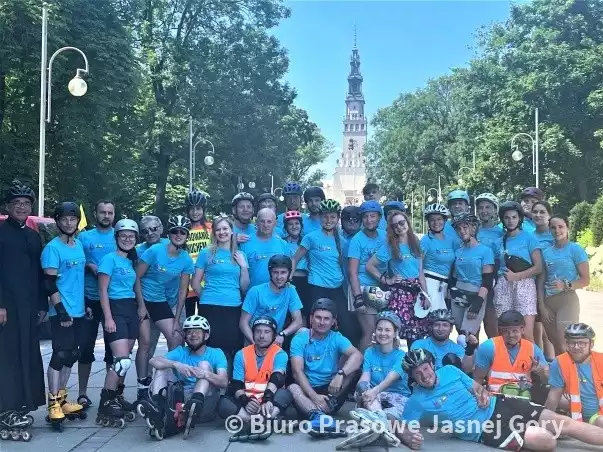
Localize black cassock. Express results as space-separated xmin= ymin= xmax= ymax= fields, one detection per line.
xmin=0 ymin=218 xmax=47 ymax=412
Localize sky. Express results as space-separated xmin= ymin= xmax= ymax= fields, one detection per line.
xmin=272 ymin=0 xmax=517 ymax=177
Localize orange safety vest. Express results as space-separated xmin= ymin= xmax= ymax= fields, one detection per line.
xmin=242 ymin=343 xmax=281 ymax=402
xmin=487 ymin=336 xmax=534 ymax=392
xmin=557 ymin=351 xmax=603 ymax=421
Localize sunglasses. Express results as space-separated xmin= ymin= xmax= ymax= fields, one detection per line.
xmin=344 ymin=217 xmax=360 ymax=223
xmin=141 ymin=226 xmax=160 ymax=235
xmin=393 ymin=220 xmax=407 ymax=228
xmin=169 ymin=229 xmax=188 ymax=236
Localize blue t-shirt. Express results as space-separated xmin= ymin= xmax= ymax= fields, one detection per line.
xmin=411 ymin=337 xmax=464 ymax=369
xmin=301 ymin=230 xmax=347 ymax=288
xmin=477 ymin=224 xmax=504 ymax=254
xmin=98 ymin=252 xmax=136 ymax=300
xmin=474 ymin=338 xmax=546 ymax=372
xmin=444 ymin=221 xmax=462 ymax=248
xmin=233 ymin=347 xmax=289 ymax=382
xmin=195 ymin=247 xmax=246 ymax=307
xmin=454 ymin=244 xmax=494 ymax=287
xmin=348 ymin=230 xmax=387 ymax=286
xmin=375 ymin=242 xmax=421 ymax=279
xmin=542 ymin=242 xmax=589 ymax=296
xmin=136 ymin=238 xmax=170 ymax=254
xmin=277 ymin=212 xmax=308 ymax=237
xmin=522 ymin=218 xmax=537 ymax=234
xmin=242 ymin=283 xmax=303 ymax=331
xmin=402 ymin=365 xmax=497 ymax=441
xmin=41 ymin=237 xmax=86 ymax=318
xmin=420 ymin=233 xmax=456 ymax=277
xmin=240 ymin=235 xmax=291 ymax=287
xmin=79 ymin=227 xmax=116 ymax=301
xmin=164 ymin=345 xmax=227 ymax=389
xmin=362 ymin=346 xmax=410 ymax=396
xmin=495 ymin=231 xmax=539 ymax=276
xmin=302 ymin=215 xmax=321 ymax=234
xmin=286 ymin=240 xmax=307 ymax=271
xmin=549 ymin=358 xmax=599 ymax=420
xmin=290 ymin=329 xmax=352 ymax=387
xmin=533 ymin=231 xmax=554 ymax=249
xmin=140 ymin=243 xmax=194 ymax=303
xmin=234 ymin=222 xmax=256 ymax=236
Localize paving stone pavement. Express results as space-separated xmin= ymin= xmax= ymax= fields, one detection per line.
xmin=2 ymin=290 xmax=603 ymax=451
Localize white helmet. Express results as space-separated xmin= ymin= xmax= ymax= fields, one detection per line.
xmin=183 ymin=315 xmax=210 ymax=333
xmin=423 ymin=203 xmax=450 ymax=218
xmin=475 ymin=193 xmax=499 ymax=210
xmin=115 ymin=219 xmax=139 ymax=234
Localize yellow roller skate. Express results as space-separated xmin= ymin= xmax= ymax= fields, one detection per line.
xmin=46 ymin=392 xmax=66 ymax=432
xmin=58 ymin=389 xmax=87 ymax=421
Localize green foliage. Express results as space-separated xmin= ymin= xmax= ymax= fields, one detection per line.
xmin=577 ymin=228 xmax=594 ymax=248
xmin=569 ymin=201 xmax=593 ymax=241
xmin=591 ymin=195 xmax=603 ymax=246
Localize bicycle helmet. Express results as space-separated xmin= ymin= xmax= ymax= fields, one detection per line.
xmin=310 ymin=298 xmax=337 ymax=317
xmin=268 ymin=254 xmax=292 ymax=273
xmin=252 ymin=315 xmax=278 ymax=334
xmin=257 ymin=193 xmax=277 ymax=207
xmin=168 ymin=215 xmax=192 ymax=233
xmin=423 ymin=203 xmax=450 ymax=219
xmin=498 ymin=201 xmax=524 ymax=223
xmin=303 ymin=186 xmax=326 ymax=203
xmin=359 ymin=200 xmax=382 ymax=215
xmin=185 ymin=190 xmax=207 ymax=208
xmin=284 ymin=210 xmax=303 ymax=222
xmin=452 ymin=213 xmax=479 ymax=229
xmin=319 ymin=199 xmax=342 ymax=214
xmin=520 ymin=187 xmax=544 ymax=201
xmin=114 ymin=219 xmax=139 ymax=235
xmin=183 ymin=315 xmax=210 ymax=333
xmin=402 ymin=348 xmax=435 ymax=374
xmin=565 ymin=323 xmax=596 ymax=340
xmin=6 ymin=180 xmax=35 ymax=203
xmin=475 ymin=193 xmax=499 ymax=210
xmin=376 ymin=311 xmax=402 ymax=331
xmin=341 ymin=205 xmax=360 ymax=221
xmin=231 ymin=192 xmax=254 ymax=207
xmin=447 ymin=190 xmax=470 ymax=205
xmin=428 ymin=309 xmax=455 ymax=324
xmin=54 ymin=202 xmax=80 ymax=222
xmin=498 ymin=310 xmax=525 ymax=327
xmin=283 ymin=182 xmax=302 ymax=196
xmin=383 ymin=201 xmax=408 ymax=218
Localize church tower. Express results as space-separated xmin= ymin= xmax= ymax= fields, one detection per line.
xmin=330 ymin=32 xmax=367 ymax=205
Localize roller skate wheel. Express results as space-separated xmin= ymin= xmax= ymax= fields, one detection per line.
xmin=21 ymin=431 xmax=32 ymax=442
xmin=11 ymin=431 xmax=20 ymax=441
xmin=1 ymin=430 xmax=9 ymax=440
xmin=145 ymin=417 xmax=154 ymax=429
xmin=152 ymin=428 xmax=164 ymax=440
xmin=101 ymin=418 xmax=110 ymax=427
xmin=79 ymin=411 xmax=88 ymax=420
xmin=52 ymin=422 xmax=64 ymax=432
xmin=137 ymin=405 xmax=145 ymax=417
xmin=116 ymin=418 xmax=126 ymax=428
xmin=25 ymin=415 xmax=35 ymax=425
xmin=125 ymin=411 xmax=136 ymax=422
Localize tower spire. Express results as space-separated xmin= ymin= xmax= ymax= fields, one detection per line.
xmin=354 ymin=24 xmax=357 ymax=49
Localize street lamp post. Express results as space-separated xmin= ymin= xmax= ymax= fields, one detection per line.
xmin=457 ymin=167 xmax=472 ymax=186
xmin=510 ymin=108 xmax=539 ymax=188
xmin=39 ymin=3 xmax=89 ymax=215
xmin=273 ymin=188 xmax=284 ymax=202
xmin=188 ymin=117 xmax=215 ymax=191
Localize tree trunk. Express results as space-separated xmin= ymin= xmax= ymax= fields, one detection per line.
xmin=154 ymin=143 xmax=170 ymax=219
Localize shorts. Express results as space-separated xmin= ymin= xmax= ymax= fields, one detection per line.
xmin=145 ymin=300 xmax=175 ymax=322
xmin=494 ymin=277 xmax=537 ymax=317
xmin=480 ymin=395 xmax=544 ymax=450
xmin=544 ymin=290 xmax=580 ymax=329
xmin=185 ymin=296 xmax=200 ymax=318
xmin=355 ymin=388 xmax=408 ymax=420
xmin=50 ymin=316 xmax=89 ymax=352
xmin=424 ymin=272 xmax=449 ymax=312
xmin=197 ymin=304 xmax=242 ymax=353
xmin=103 ymin=299 xmax=140 ymax=343
xmin=312 ymin=382 xmax=354 ymax=414
xmin=80 ymin=298 xmax=113 ymax=364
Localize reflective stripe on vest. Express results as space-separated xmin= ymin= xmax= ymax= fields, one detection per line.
xmin=242 ymin=343 xmax=281 ymax=402
xmin=487 ymin=336 xmax=533 ymax=393
xmin=557 ymin=351 xmax=603 ymax=422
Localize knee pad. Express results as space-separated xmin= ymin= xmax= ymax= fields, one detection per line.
xmin=443 ymin=353 xmax=462 ymax=369
xmin=217 ymin=396 xmax=239 ymax=419
xmin=50 ymin=349 xmax=77 ymax=370
xmin=272 ymin=388 xmax=293 ymax=411
xmin=112 ymin=356 xmax=132 ymax=377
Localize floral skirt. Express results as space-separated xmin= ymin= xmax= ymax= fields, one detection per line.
xmin=387 ymin=278 xmax=430 ymax=341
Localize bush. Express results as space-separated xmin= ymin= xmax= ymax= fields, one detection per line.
xmin=569 ymin=201 xmax=593 ymax=241
xmin=590 ymin=196 xmax=603 ymax=246
xmin=577 ymin=228 xmax=594 ymax=248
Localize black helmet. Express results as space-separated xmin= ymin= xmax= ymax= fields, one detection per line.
xmin=257 ymin=193 xmax=277 ymax=208
xmin=268 ymin=254 xmax=292 ymax=273
xmin=6 ymin=180 xmax=35 ymax=203
xmin=252 ymin=315 xmax=278 ymax=334
xmin=310 ymin=298 xmax=337 ymax=317
xmin=341 ymin=206 xmax=361 ymax=221
xmin=303 ymin=186 xmax=326 ymax=203
xmin=428 ymin=309 xmax=455 ymax=324
xmin=54 ymin=202 xmax=80 ymax=222
xmin=498 ymin=201 xmax=524 ymax=224
xmin=498 ymin=310 xmax=525 ymax=328
xmin=402 ymin=348 xmax=435 ymax=374
xmin=565 ymin=323 xmax=596 ymax=340
xmin=185 ymin=190 xmax=207 ymax=208
xmin=520 ymin=187 xmax=544 ymax=201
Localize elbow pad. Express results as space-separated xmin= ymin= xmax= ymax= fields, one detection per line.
xmin=227 ymin=380 xmax=245 ymax=397
xmin=44 ymin=274 xmax=59 ymax=298
xmin=268 ymin=371 xmax=286 ymax=389
xmin=481 ymin=273 xmax=494 ymax=291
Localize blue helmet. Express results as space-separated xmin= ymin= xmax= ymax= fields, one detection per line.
xmin=383 ymin=201 xmax=408 ymax=218
xmin=359 ymin=200 xmax=382 ymax=215
xmin=283 ymin=182 xmax=302 ymax=196
xmin=447 ymin=190 xmax=470 ymax=206
xmin=376 ymin=311 xmax=402 ymax=331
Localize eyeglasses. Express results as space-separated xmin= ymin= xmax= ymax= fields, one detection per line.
xmin=567 ymin=341 xmax=590 ymax=349
xmin=118 ymin=235 xmax=136 ymax=242
xmin=11 ymin=201 xmax=32 ymax=208
xmin=170 ymin=229 xmax=188 ymax=236
xmin=345 ymin=218 xmax=360 ymax=223
xmin=141 ymin=226 xmax=160 ymax=235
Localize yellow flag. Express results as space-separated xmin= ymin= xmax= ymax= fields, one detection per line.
xmin=78 ymin=204 xmax=88 ymax=231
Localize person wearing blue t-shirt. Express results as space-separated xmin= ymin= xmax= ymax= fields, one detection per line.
xmin=494 ymin=201 xmax=542 ymax=342
xmin=42 ymin=202 xmax=88 ymax=424
xmin=230 ymin=192 xmax=256 ymax=244
xmin=139 ymin=315 xmax=228 ymax=439
xmin=78 ymin=200 xmax=116 ymax=407
xmin=539 ymin=215 xmax=590 ymax=355
xmin=473 ymin=310 xmax=549 ymax=404
xmin=282 ymin=210 xmax=312 ymax=318
xmin=449 ymin=213 xmax=495 ymax=344
xmin=96 ymin=219 xmax=141 ymax=422
xmin=136 ymin=215 xmax=168 ymax=254
xmin=421 ymin=204 xmax=456 ymax=314
xmin=240 ymin=254 xmax=303 ymax=346
xmin=366 ymin=211 xmax=429 ymax=348
xmin=348 ymin=200 xmax=387 ymax=352
xmin=445 ymin=189 xmax=471 ymax=234
xmin=398 ymin=348 xmax=603 ymax=450
xmin=302 ymin=186 xmax=325 ymax=235
xmin=411 ymin=309 xmax=476 ymax=372
xmin=256 ymin=193 xmax=285 ymax=237
xmin=216 ymin=317 xmax=294 ymax=441
xmin=276 ymin=181 xmax=304 ymax=234
xmin=519 ymin=187 xmax=545 ymax=235
xmin=341 ymin=206 xmax=361 ymax=240
xmin=289 ymin=298 xmax=362 ymax=437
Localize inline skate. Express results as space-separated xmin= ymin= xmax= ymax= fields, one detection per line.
xmin=58 ymin=389 xmax=87 ymax=421
xmin=96 ymin=389 xmax=126 ymax=428
xmin=46 ymin=392 xmax=65 ymax=432
xmin=116 ymin=383 xmax=136 ymax=422
xmin=138 ymin=393 xmax=167 ymax=440
xmin=0 ymin=410 xmax=34 ymax=442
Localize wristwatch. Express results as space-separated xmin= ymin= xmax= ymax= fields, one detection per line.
xmin=278 ymin=331 xmax=286 ymax=338
xmin=337 ymin=369 xmax=346 ymax=377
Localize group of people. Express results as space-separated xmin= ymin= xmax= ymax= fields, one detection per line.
xmin=1 ymin=178 xmax=602 ymax=451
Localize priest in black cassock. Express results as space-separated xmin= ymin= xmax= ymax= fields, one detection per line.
xmin=0 ymin=181 xmax=47 ymax=417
